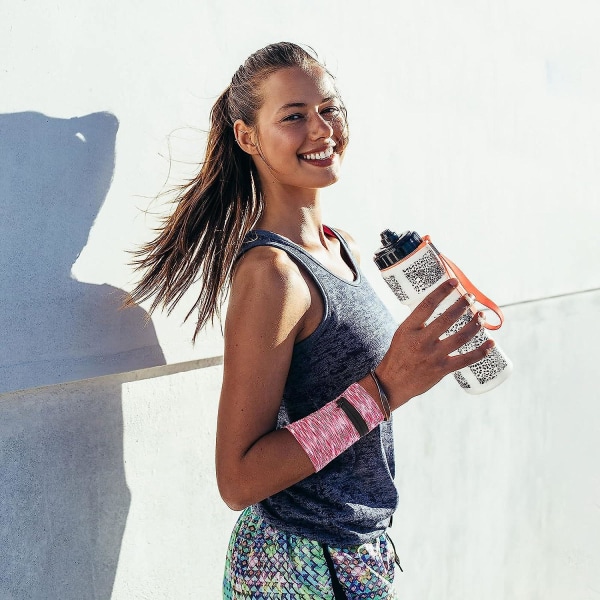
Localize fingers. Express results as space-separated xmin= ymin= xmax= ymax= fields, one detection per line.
xmin=410 ymin=279 xmax=461 ymax=325
xmin=447 ymin=337 xmax=495 ymax=373
xmin=438 ymin=310 xmax=484 ymax=355
xmin=379 ymin=277 xmax=499 ymax=405
xmin=426 ymin=295 xmax=474 ymax=341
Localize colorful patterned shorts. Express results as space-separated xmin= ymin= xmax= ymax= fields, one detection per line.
xmin=223 ymin=507 xmax=399 ymax=599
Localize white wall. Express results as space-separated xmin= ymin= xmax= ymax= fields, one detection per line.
xmin=1 ymin=1 xmax=599 ymax=598
xmin=390 ymin=290 xmax=600 ymax=599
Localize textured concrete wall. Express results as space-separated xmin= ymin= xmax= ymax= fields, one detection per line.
xmin=0 ymin=359 xmax=233 ymax=600
xmin=1 ymin=1 xmax=599 ymax=598
xmin=390 ymin=289 xmax=600 ymax=599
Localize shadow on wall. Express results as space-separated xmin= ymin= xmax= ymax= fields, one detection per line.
xmin=0 ymin=378 xmax=132 ymax=600
xmin=0 ymin=111 xmax=165 ymax=395
xmin=0 ymin=113 xmax=165 ymax=598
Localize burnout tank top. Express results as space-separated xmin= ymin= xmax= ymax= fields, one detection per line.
xmin=239 ymin=227 xmax=399 ymax=546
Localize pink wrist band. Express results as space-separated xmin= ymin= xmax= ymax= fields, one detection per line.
xmin=285 ymin=383 xmax=385 ymax=472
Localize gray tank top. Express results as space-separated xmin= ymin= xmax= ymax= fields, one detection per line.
xmin=240 ymin=227 xmax=399 ymax=546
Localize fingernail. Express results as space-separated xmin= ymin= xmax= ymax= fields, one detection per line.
xmin=449 ymin=278 xmax=459 ymax=288
xmin=477 ymin=311 xmax=486 ymax=325
xmin=466 ymin=293 xmax=476 ymax=305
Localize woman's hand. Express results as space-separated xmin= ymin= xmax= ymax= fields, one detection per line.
xmin=371 ymin=279 xmax=493 ymax=410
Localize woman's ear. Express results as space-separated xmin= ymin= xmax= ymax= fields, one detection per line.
xmin=233 ymin=120 xmax=259 ymax=155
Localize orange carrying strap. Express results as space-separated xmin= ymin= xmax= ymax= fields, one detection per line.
xmin=422 ymin=235 xmax=505 ymax=330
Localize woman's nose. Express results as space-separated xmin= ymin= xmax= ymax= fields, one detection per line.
xmin=308 ymin=112 xmax=334 ymax=140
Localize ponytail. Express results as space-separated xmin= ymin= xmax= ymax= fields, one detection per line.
xmin=126 ymin=86 xmax=263 ymax=339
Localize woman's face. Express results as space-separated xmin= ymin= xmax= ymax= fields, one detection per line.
xmin=243 ymin=66 xmax=347 ymax=194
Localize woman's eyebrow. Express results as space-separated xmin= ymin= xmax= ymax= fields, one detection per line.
xmin=276 ymin=97 xmax=336 ymax=114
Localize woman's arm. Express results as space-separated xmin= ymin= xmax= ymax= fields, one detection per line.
xmin=216 ymin=247 xmax=492 ymax=511
xmin=215 ymin=246 xmax=318 ymax=511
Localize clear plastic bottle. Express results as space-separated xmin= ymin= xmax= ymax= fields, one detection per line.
xmin=374 ymin=229 xmax=512 ymax=394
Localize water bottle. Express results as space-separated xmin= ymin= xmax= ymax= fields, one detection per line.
xmin=374 ymin=229 xmax=512 ymax=394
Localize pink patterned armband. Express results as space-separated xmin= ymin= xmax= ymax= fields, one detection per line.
xmin=285 ymin=383 xmax=385 ymax=472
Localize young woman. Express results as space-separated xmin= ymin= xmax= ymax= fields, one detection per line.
xmin=128 ymin=42 xmax=493 ymax=599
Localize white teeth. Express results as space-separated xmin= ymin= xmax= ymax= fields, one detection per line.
xmin=302 ymin=146 xmax=334 ymax=160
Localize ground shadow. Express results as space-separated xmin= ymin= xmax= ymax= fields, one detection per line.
xmin=0 ymin=112 xmax=165 ymax=599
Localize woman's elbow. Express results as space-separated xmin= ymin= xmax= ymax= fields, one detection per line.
xmin=217 ymin=472 xmax=255 ymax=512
xmin=220 ymin=492 xmax=250 ymax=512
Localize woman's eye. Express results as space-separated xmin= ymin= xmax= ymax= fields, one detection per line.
xmin=321 ymin=106 xmax=341 ymax=120
xmin=282 ymin=113 xmax=304 ymax=122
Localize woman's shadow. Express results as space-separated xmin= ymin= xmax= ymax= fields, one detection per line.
xmin=0 ymin=112 xmax=166 ymax=599
xmin=0 ymin=111 xmax=165 ymax=394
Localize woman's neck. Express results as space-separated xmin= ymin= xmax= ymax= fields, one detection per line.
xmin=256 ymin=190 xmax=328 ymax=249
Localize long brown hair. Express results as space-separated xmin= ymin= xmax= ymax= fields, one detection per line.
xmin=126 ymin=42 xmax=348 ymax=340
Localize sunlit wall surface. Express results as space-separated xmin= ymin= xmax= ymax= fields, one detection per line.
xmin=1 ymin=1 xmax=598 ymax=598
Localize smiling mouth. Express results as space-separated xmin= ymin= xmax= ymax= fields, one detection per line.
xmin=299 ymin=146 xmax=335 ymax=161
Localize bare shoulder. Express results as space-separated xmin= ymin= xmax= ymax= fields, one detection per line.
xmin=331 ymin=227 xmax=361 ymax=264
xmin=233 ymin=245 xmax=309 ymax=298
xmin=228 ymin=245 xmax=311 ymax=340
